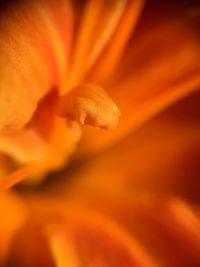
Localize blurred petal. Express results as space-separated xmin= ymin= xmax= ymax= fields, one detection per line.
xmin=53 ymin=90 xmax=200 ymax=202
xmin=68 ymin=193 xmax=200 ymax=267
xmin=87 ymin=0 xmax=144 ymax=82
xmin=22 ymin=196 xmax=156 ymax=267
xmin=0 ymin=0 xmax=82 ymax=183
xmin=6 ymin=221 xmax=55 ymax=267
xmin=0 ymin=192 xmax=27 ymax=265
xmin=78 ymin=0 xmax=200 ymax=155
xmin=19 ymin=191 xmax=200 ymax=267
xmin=67 ymin=0 xmax=144 ymax=88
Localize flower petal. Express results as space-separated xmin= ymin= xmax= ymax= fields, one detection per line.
xmin=0 ymin=192 xmax=27 ymax=265
xmin=71 ymin=194 xmax=200 ymax=267
xmin=55 ymin=90 xmax=200 ymax=203
xmin=24 ymin=197 xmax=156 ymax=267
xmin=0 ymin=0 xmax=73 ymax=131
xmin=78 ymin=0 xmax=200 ymax=155
xmin=67 ymin=0 xmax=144 ymax=89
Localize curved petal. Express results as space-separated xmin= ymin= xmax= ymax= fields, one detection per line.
xmin=78 ymin=0 xmax=200 ymax=155
xmin=66 ymin=194 xmax=200 ymax=267
xmin=0 ymin=1 xmax=80 ymax=184
xmin=20 ymin=192 xmax=200 ymax=266
xmin=67 ymin=0 xmax=144 ymax=90
xmin=20 ymin=196 xmax=156 ymax=267
xmin=0 ymin=0 xmax=72 ymax=132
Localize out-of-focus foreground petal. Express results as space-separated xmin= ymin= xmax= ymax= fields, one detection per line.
xmin=3 ymin=194 xmax=156 ymax=267
xmin=2 ymin=191 xmax=200 ymax=267
xmin=64 ymin=193 xmax=200 ymax=267
xmin=0 ymin=192 xmax=27 ymax=265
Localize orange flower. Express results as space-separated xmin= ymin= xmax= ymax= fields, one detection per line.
xmin=0 ymin=0 xmax=200 ymax=266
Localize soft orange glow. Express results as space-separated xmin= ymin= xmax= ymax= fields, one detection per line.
xmin=0 ymin=0 xmax=200 ymax=266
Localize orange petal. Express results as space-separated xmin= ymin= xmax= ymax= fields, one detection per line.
xmin=6 ymin=221 xmax=55 ymax=267
xmin=0 ymin=0 xmax=76 ymax=183
xmin=0 ymin=119 xmax=81 ymax=189
xmin=24 ymin=197 xmax=156 ymax=267
xmin=0 ymin=0 xmax=73 ymax=132
xmin=55 ymin=90 xmax=200 ymax=202
xmin=38 ymin=189 xmax=200 ymax=266
xmin=80 ymin=195 xmax=200 ymax=267
xmin=87 ymin=0 xmax=144 ymax=82
xmin=78 ymin=1 xmax=200 ymax=155
xmin=129 ymin=198 xmax=200 ymax=267
xmin=0 ymin=192 xmax=27 ymax=265
xmin=67 ymin=0 xmax=138 ymax=90
xmin=22 ymin=192 xmax=200 ymax=266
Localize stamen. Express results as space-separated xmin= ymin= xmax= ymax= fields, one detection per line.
xmin=0 ymin=161 xmax=49 ymax=191
xmin=57 ymin=84 xmax=121 ymax=129
xmin=0 ymin=165 xmax=36 ymax=191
